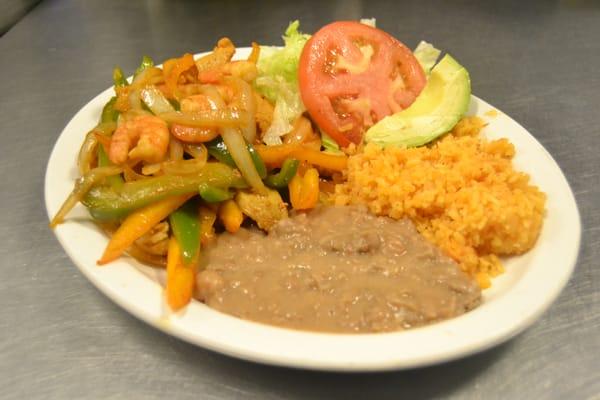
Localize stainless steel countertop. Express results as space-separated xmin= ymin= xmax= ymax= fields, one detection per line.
xmin=1 ymin=1 xmax=598 ymax=398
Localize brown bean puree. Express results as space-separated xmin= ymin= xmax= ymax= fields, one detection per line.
xmin=195 ymin=206 xmax=481 ymax=333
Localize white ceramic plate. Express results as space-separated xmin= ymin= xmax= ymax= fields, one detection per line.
xmin=45 ymin=48 xmax=581 ymax=371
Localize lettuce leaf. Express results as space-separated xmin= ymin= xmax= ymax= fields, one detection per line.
xmin=255 ymin=21 xmax=310 ymax=145
xmin=413 ymin=41 xmax=441 ymax=75
xmin=321 ymin=130 xmax=343 ymax=155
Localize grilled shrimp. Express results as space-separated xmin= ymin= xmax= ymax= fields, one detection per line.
xmin=109 ymin=115 xmax=169 ymax=164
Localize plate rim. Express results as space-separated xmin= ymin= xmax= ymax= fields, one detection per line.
xmin=44 ymin=48 xmax=582 ymax=372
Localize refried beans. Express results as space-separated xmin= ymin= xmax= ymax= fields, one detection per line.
xmin=195 ymin=206 xmax=481 ymax=333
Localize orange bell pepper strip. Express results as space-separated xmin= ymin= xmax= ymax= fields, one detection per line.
xmin=97 ymin=193 xmax=194 ymax=265
xmin=289 ymin=167 xmax=320 ymax=210
xmin=255 ymin=144 xmax=347 ymax=172
xmin=166 ymin=236 xmax=197 ymax=311
xmin=218 ymin=199 xmax=244 ymax=233
xmin=163 ymin=53 xmax=196 ymax=98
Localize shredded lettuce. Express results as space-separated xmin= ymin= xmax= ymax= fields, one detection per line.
xmin=321 ymin=130 xmax=343 ymax=155
xmin=359 ymin=18 xmax=376 ymax=27
xmin=414 ymin=41 xmax=441 ymax=75
xmin=255 ymin=21 xmax=310 ymax=145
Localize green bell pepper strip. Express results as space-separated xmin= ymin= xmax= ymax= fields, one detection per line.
xmin=98 ymin=96 xmax=125 ymax=189
xmin=82 ymin=162 xmax=245 ymax=221
xmin=113 ymin=67 xmax=128 ymax=87
xmin=265 ymin=158 xmax=300 ymax=189
xmin=248 ymin=143 xmax=267 ymax=179
xmin=206 ymin=138 xmax=267 ymax=179
xmin=168 ymin=98 xmax=181 ymax=111
xmin=97 ymin=144 xmax=124 ymax=190
xmin=101 ymin=96 xmax=119 ymax=124
xmin=198 ymin=184 xmax=233 ymax=203
xmin=206 ymin=138 xmax=234 ymax=165
xmin=134 ymin=55 xmax=154 ymax=78
xmin=169 ymin=198 xmax=200 ymax=264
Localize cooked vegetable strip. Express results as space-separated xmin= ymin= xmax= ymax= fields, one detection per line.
xmin=97 ymin=144 xmax=124 ymax=189
xmin=49 ymin=166 xmax=123 ymax=228
xmin=255 ymin=144 xmax=310 ymax=165
xmin=169 ymin=198 xmax=201 ymax=264
xmin=183 ymin=143 xmax=208 ymax=160
xmin=199 ymin=184 xmax=233 ymax=203
xmin=82 ymin=163 xmax=244 ymax=220
xmin=159 ymin=109 xmax=245 ymax=127
xmin=206 ymin=138 xmax=267 ymax=179
xmin=98 ymin=194 xmax=194 ymax=265
xmin=162 ymin=158 xmax=207 ymax=176
xmin=166 ymin=236 xmax=197 ymax=311
xmin=265 ymin=158 xmax=299 ymax=188
xmin=134 ymin=55 xmax=155 ymax=78
xmin=200 ymin=84 xmax=266 ymax=192
xmin=221 ymin=127 xmax=267 ymax=193
xmin=96 ymin=96 xmax=124 ymax=187
xmin=140 ymin=85 xmax=176 ymax=115
xmin=130 ymin=67 xmax=164 ymax=90
xmin=199 ymin=206 xmax=217 ymax=246
xmin=78 ymin=131 xmax=100 ymax=175
xmin=224 ymin=76 xmax=257 ymax=143
xmin=163 ymin=53 xmax=196 ymax=98
xmin=78 ymin=122 xmax=117 ymax=175
xmin=290 ymin=147 xmax=348 ymax=171
xmin=206 ymin=137 xmax=235 ymax=166
xmin=219 ymin=199 xmax=244 ymax=233
xmin=169 ymin=137 xmax=184 ymax=161
xmin=247 ymin=144 xmax=267 ymax=179
xmin=255 ymin=144 xmax=347 ymax=171
xmin=289 ymin=167 xmax=320 ymax=210
xmin=113 ymin=67 xmax=128 ymax=87
xmin=101 ymin=97 xmax=119 ymax=124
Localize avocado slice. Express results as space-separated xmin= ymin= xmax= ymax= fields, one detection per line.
xmin=365 ymin=54 xmax=471 ymax=148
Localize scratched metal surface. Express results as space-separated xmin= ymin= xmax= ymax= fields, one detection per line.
xmin=0 ymin=0 xmax=598 ymax=399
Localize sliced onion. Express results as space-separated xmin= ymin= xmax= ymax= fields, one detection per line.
xmin=158 ymin=110 xmax=245 ymax=128
xmin=224 ymin=76 xmax=256 ymax=143
xmin=123 ymin=164 xmax=146 ymax=182
xmin=221 ymin=127 xmax=266 ymax=193
xmin=128 ymin=88 xmax=143 ymax=110
xmin=94 ymin=121 xmax=117 ymax=136
xmin=200 ymin=84 xmax=225 ymax=106
xmin=49 ymin=166 xmax=123 ymax=228
xmin=162 ymin=158 xmax=207 ymax=176
xmin=77 ymin=122 xmax=117 ymax=175
xmin=78 ymin=131 xmax=99 ymax=175
xmin=140 ymin=85 xmax=175 ymax=115
xmin=131 ymin=67 xmax=163 ymax=89
xmin=183 ymin=143 xmax=208 ymax=161
xmin=118 ymin=109 xmax=151 ymax=127
xmin=169 ymin=138 xmax=184 ymax=161
xmin=141 ymin=163 xmax=162 ymax=176
xmin=201 ymin=85 xmax=265 ymax=192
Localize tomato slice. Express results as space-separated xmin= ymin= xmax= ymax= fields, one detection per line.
xmin=298 ymin=21 xmax=426 ymax=146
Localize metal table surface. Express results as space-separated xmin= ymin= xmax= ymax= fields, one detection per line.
xmin=1 ymin=1 xmax=598 ymax=398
